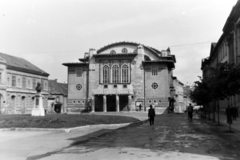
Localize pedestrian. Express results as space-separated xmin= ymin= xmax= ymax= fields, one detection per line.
xmin=148 ymin=105 xmax=155 ymax=125
xmin=139 ymin=104 xmax=142 ymax=111
xmin=225 ymin=105 xmax=232 ymax=125
xmin=187 ymin=103 xmax=193 ymax=122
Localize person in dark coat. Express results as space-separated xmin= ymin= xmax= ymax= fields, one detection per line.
xmin=225 ymin=105 xmax=232 ymax=124
xmin=187 ymin=103 xmax=193 ymax=122
xmin=139 ymin=104 xmax=142 ymax=111
xmin=148 ymin=105 xmax=155 ymax=125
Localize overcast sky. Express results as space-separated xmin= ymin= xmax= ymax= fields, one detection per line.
xmin=0 ymin=0 xmax=238 ymax=84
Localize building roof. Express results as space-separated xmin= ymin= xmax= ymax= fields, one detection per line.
xmin=62 ymin=62 xmax=88 ymax=67
xmin=223 ymin=0 xmax=240 ymax=33
xmin=48 ymin=79 xmax=68 ymax=96
xmin=97 ymin=41 xmax=163 ymax=56
xmin=93 ymin=53 xmax=137 ymax=58
xmin=0 ymin=52 xmax=49 ymax=76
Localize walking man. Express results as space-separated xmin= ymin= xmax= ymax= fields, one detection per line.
xmin=148 ymin=105 xmax=155 ymax=125
xmin=139 ymin=104 xmax=142 ymax=111
xmin=187 ymin=103 xmax=193 ymax=122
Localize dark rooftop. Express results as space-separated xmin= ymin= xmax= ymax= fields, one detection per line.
xmin=48 ymin=79 xmax=68 ymax=96
xmin=0 ymin=52 xmax=49 ymax=76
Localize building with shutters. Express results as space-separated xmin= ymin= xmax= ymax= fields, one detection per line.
xmin=63 ymin=41 xmax=176 ymax=114
xmin=0 ymin=52 xmax=49 ymax=114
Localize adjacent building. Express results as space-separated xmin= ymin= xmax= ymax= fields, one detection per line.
xmin=63 ymin=41 xmax=176 ymax=114
xmin=201 ymin=0 xmax=240 ymax=112
xmin=48 ymin=79 xmax=67 ymax=113
xmin=0 ymin=52 xmax=49 ymax=114
xmin=172 ymin=77 xmax=184 ymax=113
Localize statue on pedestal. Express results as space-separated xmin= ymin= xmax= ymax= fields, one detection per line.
xmin=35 ymin=82 xmax=42 ymax=93
xmin=31 ymin=82 xmax=45 ymax=116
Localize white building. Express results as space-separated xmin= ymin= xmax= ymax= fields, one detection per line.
xmin=0 ymin=52 xmax=49 ymax=114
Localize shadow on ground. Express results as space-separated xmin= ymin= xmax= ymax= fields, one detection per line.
xmin=28 ymin=114 xmax=240 ymax=160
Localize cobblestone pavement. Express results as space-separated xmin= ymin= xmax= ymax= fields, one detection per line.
xmin=28 ymin=113 xmax=240 ymax=160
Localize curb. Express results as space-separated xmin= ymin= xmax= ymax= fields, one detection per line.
xmin=0 ymin=120 xmax=148 ymax=133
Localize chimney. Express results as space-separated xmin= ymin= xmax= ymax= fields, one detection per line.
xmin=137 ymin=45 xmax=145 ymax=61
xmin=166 ymin=47 xmax=171 ymax=55
xmin=89 ymin=48 xmax=96 ymax=58
xmin=84 ymin=52 xmax=89 ymax=58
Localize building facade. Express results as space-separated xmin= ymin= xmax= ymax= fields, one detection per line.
xmin=48 ymin=79 xmax=67 ymax=113
xmin=201 ymin=0 xmax=240 ymax=112
xmin=0 ymin=52 xmax=49 ymax=114
xmin=63 ymin=41 xmax=176 ymax=114
xmin=173 ymin=77 xmax=184 ymax=113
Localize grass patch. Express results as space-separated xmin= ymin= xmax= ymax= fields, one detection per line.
xmin=0 ymin=114 xmax=139 ymax=128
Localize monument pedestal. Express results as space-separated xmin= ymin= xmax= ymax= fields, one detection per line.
xmin=31 ymin=93 xmax=45 ymax=116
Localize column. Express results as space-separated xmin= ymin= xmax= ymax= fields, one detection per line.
xmin=103 ymin=95 xmax=107 ymax=112
xmin=116 ymin=95 xmax=119 ymax=112
xmin=91 ymin=96 xmax=95 ymax=112
xmin=128 ymin=95 xmax=132 ymax=111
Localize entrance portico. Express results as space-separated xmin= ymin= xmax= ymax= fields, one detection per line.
xmin=92 ymin=94 xmax=131 ymax=112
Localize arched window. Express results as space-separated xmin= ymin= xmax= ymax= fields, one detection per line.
xmin=112 ymin=65 xmax=120 ymax=83
xmin=122 ymin=48 xmax=128 ymax=53
xmin=103 ymin=65 xmax=110 ymax=84
xmin=110 ymin=50 xmax=116 ymax=54
xmin=122 ymin=65 xmax=129 ymax=83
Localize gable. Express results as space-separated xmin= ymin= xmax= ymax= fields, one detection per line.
xmin=97 ymin=42 xmax=162 ymax=61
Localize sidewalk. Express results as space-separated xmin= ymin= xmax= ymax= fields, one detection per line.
xmin=204 ymin=112 xmax=240 ymax=131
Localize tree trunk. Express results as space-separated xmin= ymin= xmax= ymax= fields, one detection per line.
xmin=213 ymin=100 xmax=216 ymax=122
xmin=217 ymin=100 xmax=220 ymax=125
xmin=208 ymin=104 xmax=211 ymax=120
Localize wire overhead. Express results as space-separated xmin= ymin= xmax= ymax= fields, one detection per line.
xmin=169 ymin=41 xmax=212 ymax=48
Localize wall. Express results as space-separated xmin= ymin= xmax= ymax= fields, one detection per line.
xmin=67 ymin=66 xmax=87 ymax=112
xmin=145 ymin=63 xmax=170 ymax=113
xmin=1 ymin=68 xmax=49 ymax=114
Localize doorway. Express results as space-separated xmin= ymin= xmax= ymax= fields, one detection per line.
xmin=106 ymin=95 xmax=116 ymax=111
xmin=119 ymin=95 xmax=128 ymax=111
xmin=94 ymin=95 xmax=103 ymax=112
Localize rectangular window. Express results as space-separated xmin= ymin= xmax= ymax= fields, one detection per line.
xmin=12 ymin=75 xmax=16 ymax=87
xmin=152 ymin=66 xmax=158 ymax=76
xmin=7 ymin=75 xmax=11 ymax=86
xmin=22 ymin=77 xmax=26 ymax=88
xmin=113 ymin=85 xmax=117 ymax=88
xmin=44 ymin=81 xmax=48 ymax=91
xmin=123 ymin=84 xmax=127 ymax=88
xmin=104 ymin=85 xmax=108 ymax=89
xmin=41 ymin=79 xmax=44 ymax=89
xmin=76 ymin=69 xmax=82 ymax=77
xmin=26 ymin=79 xmax=31 ymax=89
xmin=32 ymin=79 xmax=36 ymax=89
xmin=17 ymin=77 xmax=22 ymax=88
xmin=0 ymin=72 xmax=2 ymax=83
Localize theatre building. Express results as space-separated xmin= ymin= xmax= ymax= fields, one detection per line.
xmin=63 ymin=42 xmax=176 ymax=114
